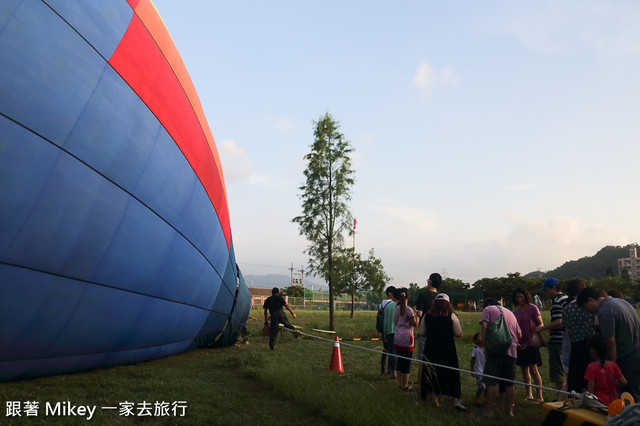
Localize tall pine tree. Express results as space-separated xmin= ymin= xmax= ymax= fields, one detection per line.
xmin=293 ymin=112 xmax=354 ymax=330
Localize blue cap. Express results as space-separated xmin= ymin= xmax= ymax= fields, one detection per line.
xmin=539 ymin=277 xmax=559 ymax=291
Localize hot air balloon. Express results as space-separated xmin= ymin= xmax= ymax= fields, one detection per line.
xmin=0 ymin=0 xmax=249 ymax=381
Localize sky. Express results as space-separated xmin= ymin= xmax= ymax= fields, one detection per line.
xmin=152 ymin=0 xmax=640 ymax=286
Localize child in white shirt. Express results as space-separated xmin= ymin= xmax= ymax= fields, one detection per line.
xmin=471 ymin=332 xmax=487 ymax=404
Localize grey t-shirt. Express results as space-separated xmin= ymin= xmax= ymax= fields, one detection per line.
xmin=597 ymin=297 xmax=640 ymax=361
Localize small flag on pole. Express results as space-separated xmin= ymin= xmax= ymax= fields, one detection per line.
xmin=353 ymin=218 xmax=357 ymax=230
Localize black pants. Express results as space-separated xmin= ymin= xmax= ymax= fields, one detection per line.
xmin=567 ymin=339 xmax=590 ymax=393
xmin=617 ymin=356 xmax=640 ymax=402
xmin=269 ymin=310 xmax=294 ymax=349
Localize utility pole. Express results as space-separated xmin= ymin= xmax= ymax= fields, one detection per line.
xmin=289 ymin=263 xmax=294 ymax=286
xmin=290 ymin=264 xmax=305 ymax=287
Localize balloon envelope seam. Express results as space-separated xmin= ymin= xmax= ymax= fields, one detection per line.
xmin=1 ymin=261 xmax=229 ymax=313
xmin=0 ymin=0 xmax=249 ymax=382
xmin=0 ymin=111 xmax=231 ymax=292
xmin=20 ymin=2 xmax=231 ymax=257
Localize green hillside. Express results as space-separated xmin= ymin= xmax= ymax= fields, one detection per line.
xmin=525 ymin=244 xmax=638 ymax=279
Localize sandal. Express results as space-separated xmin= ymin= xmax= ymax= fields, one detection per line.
xmin=531 ymin=399 xmax=544 ymax=404
xmin=402 ymin=386 xmax=414 ymax=392
xmin=454 ymin=399 xmax=467 ymax=411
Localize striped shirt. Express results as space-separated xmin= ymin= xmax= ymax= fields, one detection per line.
xmin=549 ymin=293 xmax=569 ymax=344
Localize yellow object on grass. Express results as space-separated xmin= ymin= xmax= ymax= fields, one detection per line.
xmin=541 ymin=401 xmax=606 ymax=426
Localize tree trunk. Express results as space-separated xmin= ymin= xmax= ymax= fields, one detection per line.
xmin=328 ymin=245 xmax=334 ymax=331
xmin=350 ymin=293 xmax=355 ymax=318
xmin=329 ymin=284 xmax=334 ymax=331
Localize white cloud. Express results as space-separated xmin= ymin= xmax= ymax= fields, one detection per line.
xmin=365 ymin=211 xmax=619 ymax=285
xmin=414 ymin=62 xmax=438 ymax=93
xmin=413 ymin=61 xmax=461 ymax=98
xmin=219 ymin=139 xmax=255 ymax=182
xmin=220 ymin=138 xmax=245 ymax=158
xmin=451 ymin=216 xmax=615 ymax=280
xmin=219 ymin=139 xmax=290 ymax=190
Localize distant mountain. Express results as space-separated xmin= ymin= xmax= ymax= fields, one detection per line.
xmin=525 ymin=244 xmax=638 ymax=280
xmin=242 ymin=273 xmax=328 ymax=290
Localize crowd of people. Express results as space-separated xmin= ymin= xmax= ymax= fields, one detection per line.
xmin=378 ymin=275 xmax=640 ymax=418
xmin=261 ymin=280 xmax=640 ymax=418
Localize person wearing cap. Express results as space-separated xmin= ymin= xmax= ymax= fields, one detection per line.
xmin=421 ymin=293 xmax=466 ymax=411
xmin=535 ymin=278 xmax=569 ymax=400
xmin=263 ymin=287 xmax=297 ymax=350
xmin=577 ymin=287 xmax=640 ymax=401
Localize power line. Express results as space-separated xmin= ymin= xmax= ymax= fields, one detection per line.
xmin=238 ymin=262 xmax=292 ymax=270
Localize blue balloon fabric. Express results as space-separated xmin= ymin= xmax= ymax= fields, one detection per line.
xmin=0 ymin=0 xmax=249 ymax=381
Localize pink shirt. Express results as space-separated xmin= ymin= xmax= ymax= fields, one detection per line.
xmin=480 ymin=305 xmax=521 ymax=358
xmin=394 ymin=306 xmax=415 ymax=351
xmin=514 ymin=303 xmax=541 ymax=346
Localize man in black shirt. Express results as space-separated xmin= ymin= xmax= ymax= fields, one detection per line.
xmin=263 ymin=287 xmax=298 ymax=350
xmin=416 ymin=273 xmax=442 ymax=381
xmin=416 ymin=273 xmax=442 ymax=357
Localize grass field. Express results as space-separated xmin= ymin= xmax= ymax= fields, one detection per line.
xmin=0 ymin=310 xmax=572 ymax=425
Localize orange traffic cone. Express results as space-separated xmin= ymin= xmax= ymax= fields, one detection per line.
xmin=329 ymin=335 xmax=344 ymax=372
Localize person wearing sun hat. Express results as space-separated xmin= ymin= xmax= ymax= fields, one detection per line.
xmin=421 ymin=292 xmax=466 ymax=411
xmin=535 ymin=278 xmax=569 ymax=400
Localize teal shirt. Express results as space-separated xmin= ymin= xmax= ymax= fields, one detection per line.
xmin=382 ymin=300 xmax=397 ymax=336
